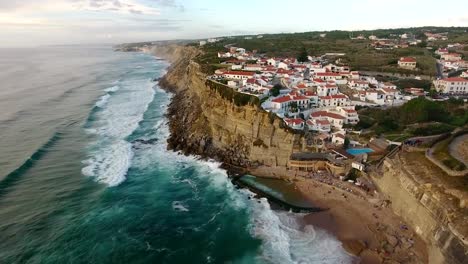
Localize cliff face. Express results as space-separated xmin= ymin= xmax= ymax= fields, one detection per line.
xmin=152 ymin=45 xmax=296 ymax=168
xmin=372 ymin=152 xmax=468 ymax=264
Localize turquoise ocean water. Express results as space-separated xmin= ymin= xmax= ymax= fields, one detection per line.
xmin=0 ymin=46 xmax=353 ymax=263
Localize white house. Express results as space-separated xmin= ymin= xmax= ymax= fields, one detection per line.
xmin=348 ymin=80 xmax=369 ymax=90
xmin=222 ymin=71 xmax=255 ymax=80
xmin=316 ymin=72 xmax=342 ymax=81
xmin=435 ymin=48 xmax=449 ymax=56
xmin=267 ymin=58 xmax=277 ymax=66
xmin=441 ymin=53 xmax=462 ymax=61
xmin=244 ymin=64 xmax=262 ymax=71
xmin=236 ymin=48 xmax=246 ymax=54
xmin=277 ymin=61 xmax=289 ymax=70
xmin=307 ymin=119 xmax=331 ymax=133
xmin=398 ymin=57 xmax=417 ymax=69
xmin=310 ymin=111 xmax=345 ymax=130
xmin=380 ymin=82 xmax=397 ymax=90
xmin=332 ymin=133 xmax=346 ymax=145
xmin=317 ymin=84 xmax=338 ymax=96
xmin=365 ymin=89 xmax=386 ymax=105
xmin=337 ymin=107 xmax=360 ymax=125
xmin=218 ymin=52 xmax=232 ymax=58
xmin=433 ymin=77 xmax=468 ymax=94
xmin=284 ymin=118 xmax=305 ymax=130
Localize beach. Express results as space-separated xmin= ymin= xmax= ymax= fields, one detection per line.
xmin=248 ymin=166 xmax=428 ymax=263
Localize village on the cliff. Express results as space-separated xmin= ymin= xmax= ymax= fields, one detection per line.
xmin=207 ymin=42 xmax=468 ymax=149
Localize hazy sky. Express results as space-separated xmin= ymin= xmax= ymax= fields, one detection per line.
xmin=1 ymin=0 xmax=467 ymax=47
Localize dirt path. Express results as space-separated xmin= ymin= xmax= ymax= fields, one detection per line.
xmin=449 ymin=134 xmax=468 ymax=166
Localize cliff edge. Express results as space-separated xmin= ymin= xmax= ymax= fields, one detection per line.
xmin=152 ymin=45 xmax=297 ymax=168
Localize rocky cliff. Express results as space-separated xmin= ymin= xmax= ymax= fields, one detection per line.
xmin=151 ymin=45 xmax=297 ymax=168
xmin=372 ymin=151 xmax=468 ymax=264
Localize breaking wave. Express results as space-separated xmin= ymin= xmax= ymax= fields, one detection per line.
xmin=82 ymin=78 xmax=155 ymax=186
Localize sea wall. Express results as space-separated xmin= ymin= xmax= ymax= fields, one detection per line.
xmin=372 ymin=156 xmax=467 ymax=264
xmin=151 ymin=45 xmax=297 ymax=168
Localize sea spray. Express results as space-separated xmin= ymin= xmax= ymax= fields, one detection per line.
xmin=82 ymin=77 xmax=155 ymax=186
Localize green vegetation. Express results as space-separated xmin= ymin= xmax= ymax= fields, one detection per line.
xmin=205 ymin=80 xmax=260 ymax=107
xmin=296 ymin=48 xmax=308 ymax=63
xmin=270 ymin=84 xmax=282 ymax=96
xmin=356 ymin=97 xmax=467 ymax=136
xmin=346 ymin=168 xmax=361 ymax=181
xmin=344 ymin=137 xmax=350 ymax=149
xmin=192 ymin=27 xmax=468 ymax=77
xmin=253 ymin=138 xmax=268 ymax=148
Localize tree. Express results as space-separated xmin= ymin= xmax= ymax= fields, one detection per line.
xmin=344 ymin=137 xmax=350 ymax=149
xmin=417 ymin=41 xmax=427 ymax=48
xmin=270 ymin=84 xmax=282 ymax=96
xmin=297 ymin=48 xmax=308 ymax=63
xmin=289 ymin=101 xmax=298 ymax=112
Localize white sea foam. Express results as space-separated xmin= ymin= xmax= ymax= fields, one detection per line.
xmin=81 ymin=140 xmax=133 ymax=187
xmin=172 ymin=201 xmax=190 ymax=212
xmin=104 ymin=85 xmax=120 ymax=92
xmin=83 ymin=72 xmax=156 ymax=186
xmin=95 ymin=94 xmax=111 ymax=108
xmin=110 ymin=71 xmax=354 ymax=263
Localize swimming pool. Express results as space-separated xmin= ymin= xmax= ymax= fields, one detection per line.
xmin=346 ymin=148 xmax=374 ymax=155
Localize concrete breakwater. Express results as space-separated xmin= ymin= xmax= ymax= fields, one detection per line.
xmin=232 ymin=175 xmax=325 ymax=213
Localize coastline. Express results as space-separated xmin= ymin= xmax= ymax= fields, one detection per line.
xmin=243 ymin=167 xmax=428 ymax=263
xmin=151 ymin=46 xmax=429 ymax=263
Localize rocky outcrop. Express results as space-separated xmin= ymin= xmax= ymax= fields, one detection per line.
xmin=371 ymin=152 xmax=468 ymax=264
xmin=151 ymin=45 xmax=297 ymax=168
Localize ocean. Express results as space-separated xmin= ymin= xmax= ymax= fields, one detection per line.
xmin=0 ymin=45 xmax=353 ymax=263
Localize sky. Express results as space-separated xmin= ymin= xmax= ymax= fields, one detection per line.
xmin=1 ymin=0 xmax=468 ymax=47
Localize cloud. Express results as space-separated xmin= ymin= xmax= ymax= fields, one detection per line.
xmin=75 ymin=0 xmax=160 ymax=15
xmin=0 ymin=0 xmax=160 ymax=15
xmin=152 ymin=0 xmax=185 ymax=12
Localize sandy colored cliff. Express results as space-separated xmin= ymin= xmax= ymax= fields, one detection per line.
xmin=152 ymin=45 xmax=296 ymax=168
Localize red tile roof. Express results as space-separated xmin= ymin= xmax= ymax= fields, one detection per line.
xmin=272 ymin=96 xmax=292 ymax=103
xmin=311 ymin=111 xmax=345 ymax=120
xmin=331 ymin=94 xmax=347 ymax=99
xmin=316 ymin=72 xmax=341 ymax=77
xmin=223 ymin=71 xmax=255 ymax=76
xmin=304 ymin=91 xmax=317 ymax=96
xmin=316 ymin=119 xmax=330 ymax=125
xmin=284 ymin=118 xmax=304 ymax=126
xmin=440 ymin=77 xmax=467 ymax=82
xmin=399 ymin=57 xmax=416 ymax=62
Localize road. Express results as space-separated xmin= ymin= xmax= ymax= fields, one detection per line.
xmin=435 ymin=61 xmax=444 ymax=79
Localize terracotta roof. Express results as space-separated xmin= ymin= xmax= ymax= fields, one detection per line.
xmin=331 ymin=94 xmax=347 ymax=99
xmin=440 ymin=77 xmax=467 ymax=82
xmin=293 ymin=96 xmax=309 ymax=100
xmin=304 ymin=91 xmax=317 ymax=96
xmin=316 ymin=119 xmax=330 ymax=125
xmin=399 ymin=57 xmax=416 ymax=62
xmin=334 ymin=133 xmax=345 ymax=139
xmin=316 ymin=72 xmax=341 ymax=77
xmin=223 ymin=71 xmax=255 ymax=76
xmin=284 ymin=118 xmax=304 ymax=126
xmin=272 ymin=96 xmax=292 ymax=103
xmin=310 ymin=111 xmax=345 ymax=120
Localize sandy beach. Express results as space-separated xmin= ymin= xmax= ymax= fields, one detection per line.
xmin=249 ymin=166 xmax=428 ymax=264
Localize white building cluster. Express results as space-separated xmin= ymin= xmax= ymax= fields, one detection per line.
xmin=208 ymin=46 xmax=437 ymax=146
